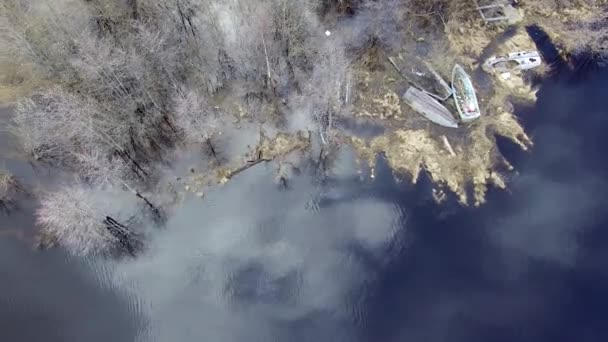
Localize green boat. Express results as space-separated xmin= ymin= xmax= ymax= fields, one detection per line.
xmin=451 ymin=64 xmax=481 ymax=122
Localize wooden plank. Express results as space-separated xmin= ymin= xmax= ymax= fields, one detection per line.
xmin=403 ymin=87 xmax=458 ymax=128
xmin=473 ymin=0 xmax=520 ymax=23
xmin=422 ymin=61 xmax=453 ymax=101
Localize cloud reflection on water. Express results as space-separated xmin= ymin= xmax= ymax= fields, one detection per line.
xmin=107 ymin=163 xmax=406 ymax=342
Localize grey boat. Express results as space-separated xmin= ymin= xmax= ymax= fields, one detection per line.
xmin=403 ymin=87 xmax=459 ymax=128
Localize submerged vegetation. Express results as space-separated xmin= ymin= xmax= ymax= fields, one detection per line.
xmin=0 ymin=169 xmax=26 ymax=214
xmin=0 ymin=0 xmax=606 ymax=255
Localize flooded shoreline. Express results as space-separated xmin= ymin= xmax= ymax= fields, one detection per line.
xmin=1 ymin=1 xmax=608 ymax=340
xmin=1 ymin=55 xmax=608 ymax=341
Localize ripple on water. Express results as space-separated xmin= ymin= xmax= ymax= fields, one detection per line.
xmin=98 ymin=165 xmax=411 ymax=341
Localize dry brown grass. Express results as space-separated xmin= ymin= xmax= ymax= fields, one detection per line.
xmin=522 ymin=2 xmax=607 ymax=57
xmin=2 ymin=0 xmax=603 ymax=209
xmin=0 ymin=60 xmax=47 ymax=105
xmin=179 ymin=130 xmax=311 ymax=196
xmin=338 ymin=0 xmax=605 ymax=206
xmin=438 ymin=0 xmax=607 ymax=61
xmin=346 ymin=9 xmax=540 ymax=206
xmin=349 ymin=105 xmax=530 ymax=206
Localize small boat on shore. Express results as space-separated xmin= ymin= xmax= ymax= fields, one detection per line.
xmin=389 ymin=54 xmax=453 ymax=101
xmin=451 ymin=64 xmax=481 ymax=122
xmin=403 ymin=87 xmax=458 ymax=128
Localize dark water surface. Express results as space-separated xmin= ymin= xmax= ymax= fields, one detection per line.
xmin=2 ymin=56 xmax=608 ymax=342
xmin=0 ymin=239 xmax=144 ymax=341
xmin=360 ymin=58 xmax=608 ymax=342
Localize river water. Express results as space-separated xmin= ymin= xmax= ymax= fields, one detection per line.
xmin=2 ymin=51 xmax=608 ymax=342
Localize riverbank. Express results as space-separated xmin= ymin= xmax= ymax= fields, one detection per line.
xmin=1 ymin=0 xmax=606 ymax=254
xmin=2 ymin=56 xmax=607 ymax=342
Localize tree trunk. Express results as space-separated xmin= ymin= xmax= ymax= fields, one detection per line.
xmin=114 ymin=148 xmax=148 ymax=179
xmin=206 ymin=138 xmax=218 ymax=160
xmin=163 ymin=115 xmax=178 ymax=133
xmin=134 ymin=192 xmax=165 ymax=223
xmin=119 ymin=181 xmax=165 ymax=224
xmin=127 ymin=0 xmax=139 ymax=20
xmin=283 ymin=44 xmax=301 ymax=93
xmin=176 ymin=0 xmax=196 ymax=37
xmin=104 ymin=216 xmax=136 ymax=256
xmin=261 ymin=33 xmax=273 ymax=90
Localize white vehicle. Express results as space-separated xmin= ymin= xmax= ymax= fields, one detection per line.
xmin=483 ymin=51 xmax=542 ymax=72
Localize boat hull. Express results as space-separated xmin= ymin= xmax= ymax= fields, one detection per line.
xmin=451 ymin=64 xmax=481 ymax=122
xmin=403 ymin=87 xmax=459 ymax=128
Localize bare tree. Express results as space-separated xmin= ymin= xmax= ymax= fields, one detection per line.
xmin=11 ymin=88 xmax=101 ymax=166
xmin=12 ymin=87 xmax=153 ymax=179
xmin=309 ymin=35 xmax=351 ymax=145
xmin=36 ymin=185 xmax=142 ymax=256
xmin=4 ymin=0 xmax=357 ymax=228
xmin=73 ymin=147 xmax=165 ymax=223
xmin=72 ymin=148 xmax=130 ymax=189
xmin=172 ymin=90 xmax=219 ymax=145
